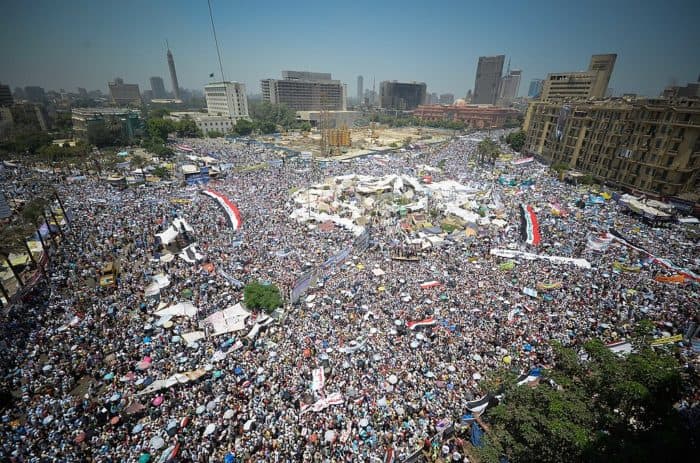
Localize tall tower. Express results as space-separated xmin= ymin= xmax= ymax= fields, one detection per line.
xmin=473 ymin=55 xmax=505 ymax=105
xmin=167 ymin=42 xmax=181 ymax=100
xmin=357 ymin=75 xmax=364 ymax=104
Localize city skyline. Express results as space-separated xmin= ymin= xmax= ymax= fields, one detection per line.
xmin=1 ymin=0 xmax=699 ymax=99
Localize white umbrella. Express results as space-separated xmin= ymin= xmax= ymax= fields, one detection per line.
xmin=42 ymin=365 xmax=53 ymax=372
xmin=203 ymin=423 xmax=216 ymax=437
xmin=324 ymin=429 xmax=337 ymax=443
xmin=195 ymin=405 xmax=206 ymax=415
xmin=387 ymin=374 xmax=398 ymax=385
xmin=359 ymin=418 xmax=369 ymax=428
xmin=473 ymin=372 xmax=482 ymax=380
xmin=42 ymin=415 xmax=54 ymax=425
xmin=223 ymin=409 xmax=235 ymax=419
xmin=150 ymin=435 xmax=165 ymax=450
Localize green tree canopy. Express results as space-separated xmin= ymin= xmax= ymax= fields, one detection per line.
xmin=505 ymin=130 xmax=526 ymax=152
xmin=477 ymin=332 xmax=692 ymax=463
xmin=243 ymin=281 xmax=282 ymax=313
xmin=232 ymin=119 xmax=254 ymax=136
xmin=147 ymin=118 xmax=176 ymax=141
xmin=175 ymin=117 xmax=202 ymax=138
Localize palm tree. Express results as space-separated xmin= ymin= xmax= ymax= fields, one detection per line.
xmin=132 ymin=154 xmax=148 ymax=182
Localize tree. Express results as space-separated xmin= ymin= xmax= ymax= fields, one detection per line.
xmin=206 ymin=130 xmax=224 ymax=138
xmin=477 ymin=138 xmax=499 ymax=164
xmin=147 ymin=118 xmax=176 ymax=141
xmin=477 ymin=330 xmax=693 ymax=463
xmin=232 ymin=119 xmax=254 ymax=136
xmin=176 ymin=117 xmax=203 ymax=138
xmin=505 ymin=130 xmax=526 ymax=152
xmin=255 ymin=120 xmax=277 ymax=135
xmin=243 ymin=281 xmax=282 ymax=313
xmin=152 ymin=166 xmax=171 ymax=180
xmin=0 ymin=225 xmax=29 ymax=288
xmin=131 ymin=154 xmax=148 ymax=182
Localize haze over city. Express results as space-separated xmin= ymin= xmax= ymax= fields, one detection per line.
xmin=2 ymin=0 xmax=699 ymax=97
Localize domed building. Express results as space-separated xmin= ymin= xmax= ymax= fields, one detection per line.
xmin=453 ymin=98 xmax=467 ymax=106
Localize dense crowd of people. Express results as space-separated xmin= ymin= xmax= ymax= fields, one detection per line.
xmin=1 ymin=131 xmax=698 ymax=462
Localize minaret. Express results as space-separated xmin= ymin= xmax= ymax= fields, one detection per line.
xmin=166 ymin=41 xmax=181 ymax=100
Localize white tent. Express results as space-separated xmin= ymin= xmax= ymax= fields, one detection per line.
xmin=155 ymin=302 xmax=199 ymax=318
xmin=200 ymin=303 xmax=251 ymax=336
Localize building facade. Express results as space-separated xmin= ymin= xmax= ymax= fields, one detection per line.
xmin=150 ymin=77 xmax=167 ymax=99
xmin=108 ymin=78 xmax=142 ymax=106
xmin=379 ymin=81 xmax=427 ymax=110
xmin=168 ymin=112 xmax=235 ymax=135
xmin=528 ymin=79 xmax=543 ymax=98
xmin=472 ymin=55 xmax=505 ymax=105
xmin=357 ymin=76 xmax=363 ymax=104
xmin=522 ymin=98 xmax=700 ymax=196
xmin=261 ymin=71 xmax=346 ymax=111
xmin=498 ymin=69 xmax=522 ymax=105
xmin=0 ymin=84 xmax=13 ymax=107
xmin=72 ymin=107 xmax=144 ymax=144
xmin=204 ymin=81 xmax=249 ymax=120
xmin=167 ymin=48 xmax=181 ymax=100
xmin=24 ymin=86 xmax=46 ymax=103
xmin=439 ymin=93 xmax=455 ymax=105
xmin=413 ymin=104 xmax=520 ymax=129
xmin=540 ymin=54 xmax=617 ymax=101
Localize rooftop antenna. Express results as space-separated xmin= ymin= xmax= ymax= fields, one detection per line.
xmin=372 ymin=76 xmax=376 ymax=105
xmin=207 ymin=0 xmax=226 ymax=82
xmin=506 ymin=57 xmax=511 ymax=75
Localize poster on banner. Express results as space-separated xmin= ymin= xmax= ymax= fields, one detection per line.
xmin=650 ymin=334 xmax=683 ymax=346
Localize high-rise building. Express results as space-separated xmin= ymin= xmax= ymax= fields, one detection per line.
xmin=72 ymin=107 xmax=145 ymax=144
xmin=379 ymin=81 xmax=427 ymax=110
xmin=24 ymin=86 xmax=46 ymax=103
xmin=150 ymin=77 xmax=167 ymax=99
xmin=357 ymin=76 xmax=364 ymax=104
xmin=77 ymin=87 xmax=88 ymax=98
xmin=528 ymin=79 xmax=543 ymax=98
xmin=587 ymin=54 xmax=617 ymax=100
xmin=0 ymin=84 xmax=13 ymax=107
xmin=204 ymin=81 xmax=249 ymax=121
xmin=473 ymin=55 xmax=505 ymax=105
xmin=522 ymin=97 xmax=700 ymax=196
xmin=261 ymin=71 xmax=346 ymax=111
xmin=540 ymin=54 xmax=617 ymax=101
xmin=427 ymin=92 xmax=439 ymax=105
xmin=439 ymin=93 xmax=454 ymax=105
xmin=498 ymin=69 xmax=522 ymax=105
xmin=108 ymin=78 xmax=142 ymax=105
xmin=167 ymin=47 xmax=181 ymax=100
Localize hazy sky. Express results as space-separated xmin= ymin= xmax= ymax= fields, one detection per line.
xmin=2 ymin=0 xmax=698 ymax=98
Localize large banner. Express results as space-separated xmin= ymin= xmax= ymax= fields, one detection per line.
xmin=520 ymin=204 xmax=541 ymax=246
xmin=290 ymin=269 xmax=319 ymax=303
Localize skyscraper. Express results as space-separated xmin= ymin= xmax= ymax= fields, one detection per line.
xmin=204 ymin=81 xmax=249 ymax=120
xmin=24 ymin=86 xmax=46 ymax=103
xmin=473 ymin=55 xmax=505 ymax=105
xmin=379 ymin=81 xmax=427 ymax=110
xmin=261 ymin=71 xmax=346 ymax=111
xmin=587 ymin=54 xmax=617 ymax=99
xmin=528 ymin=79 xmax=543 ymax=98
xmin=108 ymin=78 xmax=141 ymax=105
xmin=150 ymin=77 xmax=167 ymax=99
xmin=357 ymin=76 xmax=364 ymax=104
xmin=498 ymin=69 xmax=522 ymax=105
xmin=0 ymin=84 xmax=13 ymax=107
xmin=167 ymin=47 xmax=181 ymax=100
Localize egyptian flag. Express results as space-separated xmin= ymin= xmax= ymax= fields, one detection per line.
xmin=201 ymin=189 xmax=242 ymax=230
xmin=520 ymin=204 xmax=541 ymax=246
xmin=407 ymin=318 xmax=437 ymax=330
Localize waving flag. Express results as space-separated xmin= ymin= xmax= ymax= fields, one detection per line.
xmin=201 ymin=189 xmax=242 ymax=230
xmin=406 ymin=318 xmax=437 ymax=330
xmin=520 ymin=204 xmax=541 ymax=245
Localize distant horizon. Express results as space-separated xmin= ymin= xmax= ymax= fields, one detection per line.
xmin=2 ymin=0 xmax=699 ymax=99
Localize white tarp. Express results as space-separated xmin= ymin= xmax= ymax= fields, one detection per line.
xmin=490 ymin=248 xmax=591 ymax=269
xmin=181 ymin=331 xmax=205 ymax=346
xmin=155 ymin=302 xmax=199 ymax=318
xmin=179 ymin=243 xmax=204 ymax=263
xmin=200 ymin=303 xmax=251 ymax=336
